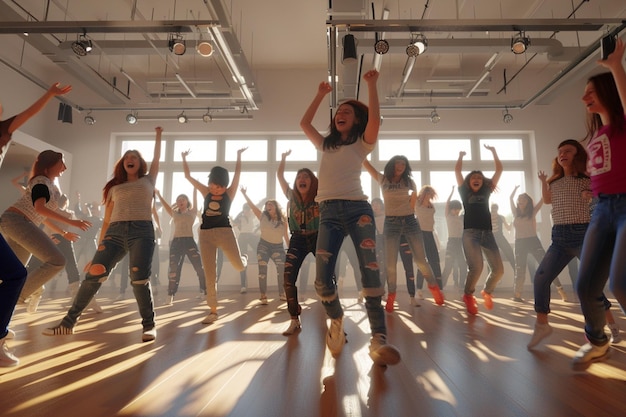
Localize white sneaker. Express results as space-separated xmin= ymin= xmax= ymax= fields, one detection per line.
xmin=572 ymin=341 xmax=610 ymax=369
xmin=240 ymin=287 xmax=247 ymax=294
xmin=142 ymin=327 xmax=156 ymax=342
xmin=369 ymin=333 xmax=401 ymax=366
xmin=279 ymin=294 xmax=287 ymax=301
xmin=202 ymin=312 xmax=218 ymax=324
xmin=27 ymin=287 xmax=44 ymax=313
xmin=282 ymin=318 xmax=302 ymax=336
xmin=527 ymin=322 xmax=553 ymax=350
xmin=260 ymin=295 xmax=268 ymax=305
xmin=168 ymin=295 xmax=175 ymax=305
xmin=0 ymin=338 xmax=19 ymax=367
xmin=608 ymin=323 xmax=621 ymax=344
xmin=417 ymin=290 xmax=424 ymax=300
xmin=326 ymin=317 xmax=346 ymax=356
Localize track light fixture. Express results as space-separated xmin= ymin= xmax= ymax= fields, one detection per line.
xmin=503 ymin=107 xmax=513 ymax=124
xmin=168 ymin=33 xmax=186 ymax=55
xmin=197 ymin=40 xmax=213 ymax=57
xmin=406 ymin=33 xmax=428 ymax=57
xmin=71 ymin=31 xmax=93 ymax=56
xmin=374 ymin=33 xmax=389 ymax=55
xmin=342 ymin=33 xmax=358 ymax=64
xmin=84 ymin=111 xmax=95 ymax=125
xmin=511 ymin=31 xmax=530 ymax=54
xmin=177 ymin=112 xmax=188 ymax=124
xmin=202 ymin=111 xmax=212 ymax=123
xmin=126 ymin=112 xmax=138 ymax=125
xmin=430 ymin=109 xmax=440 ymax=124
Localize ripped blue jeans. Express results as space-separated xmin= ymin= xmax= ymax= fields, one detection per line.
xmin=315 ymin=200 xmax=385 ymax=335
xmin=61 ymin=221 xmax=156 ymax=330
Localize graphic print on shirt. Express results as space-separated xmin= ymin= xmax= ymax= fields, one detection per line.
xmin=587 ymin=133 xmax=611 ymax=177
xmin=205 ymin=195 xmax=224 ymax=217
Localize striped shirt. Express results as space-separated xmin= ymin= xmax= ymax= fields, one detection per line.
xmin=107 ymin=176 xmax=155 ymax=222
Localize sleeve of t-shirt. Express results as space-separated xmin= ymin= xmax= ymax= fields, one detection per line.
xmin=31 ymin=183 xmax=51 ymax=205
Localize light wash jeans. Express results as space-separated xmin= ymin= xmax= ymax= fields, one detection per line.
xmin=0 ymin=211 xmax=66 ymax=300
xmin=462 ymin=229 xmax=504 ymax=295
xmin=316 ymin=200 xmax=386 ymax=335
xmin=198 ymin=227 xmax=248 ymax=310
xmin=577 ymin=194 xmax=626 ymax=345
xmin=0 ymin=234 xmax=27 ymax=339
xmin=384 ymin=215 xmax=436 ymax=294
xmin=61 ymin=221 xmax=156 ymax=331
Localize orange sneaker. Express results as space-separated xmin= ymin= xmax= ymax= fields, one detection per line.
xmin=428 ymin=285 xmax=445 ymax=305
xmin=481 ymin=290 xmax=494 ymax=310
xmin=462 ymin=294 xmax=478 ymax=315
xmin=385 ymin=293 xmax=396 ymax=313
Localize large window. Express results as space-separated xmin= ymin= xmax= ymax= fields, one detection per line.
xmin=118 ymin=132 xmax=535 ymax=240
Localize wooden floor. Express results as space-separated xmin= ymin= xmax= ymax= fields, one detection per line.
xmin=2 ymin=283 xmax=626 ymax=417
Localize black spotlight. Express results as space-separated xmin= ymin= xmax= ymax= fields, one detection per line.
xmin=57 ymin=103 xmax=73 ymax=124
xmin=169 ymin=33 xmax=186 ymax=55
xmin=72 ymin=33 xmax=93 ymax=56
xmin=511 ymin=31 xmax=530 ymax=54
xmin=342 ymin=34 xmax=358 ymax=64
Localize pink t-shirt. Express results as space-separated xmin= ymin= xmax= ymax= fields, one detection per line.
xmin=587 ymin=118 xmax=626 ymax=196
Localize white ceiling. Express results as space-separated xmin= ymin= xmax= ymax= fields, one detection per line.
xmin=0 ymin=0 xmax=625 ymax=121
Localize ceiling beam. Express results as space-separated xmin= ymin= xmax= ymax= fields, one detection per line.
xmin=327 ymin=18 xmax=623 ymax=32
xmin=0 ymin=20 xmax=220 ymax=34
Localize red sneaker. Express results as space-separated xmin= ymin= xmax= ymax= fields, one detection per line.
xmin=385 ymin=293 xmax=396 ymax=313
xmin=481 ymin=290 xmax=494 ymax=310
xmin=462 ymin=294 xmax=478 ymax=315
xmin=428 ymin=285 xmax=445 ymax=305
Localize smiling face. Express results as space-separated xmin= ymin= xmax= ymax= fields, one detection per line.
xmin=176 ymin=195 xmax=189 ymax=212
xmin=208 ymin=183 xmax=226 ymax=196
xmin=469 ymin=173 xmax=484 ymax=192
xmin=582 ymin=81 xmax=606 ymax=116
xmin=296 ymin=171 xmax=312 ymax=195
xmin=334 ymin=103 xmax=357 ymax=137
xmin=394 ymin=159 xmax=406 ymax=178
xmin=123 ymin=151 xmax=141 ymax=176
xmin=265 ymin=201 xmax=278 ymax=218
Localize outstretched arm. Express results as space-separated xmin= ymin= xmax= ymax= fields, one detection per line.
xmin=485 ymin=144 xmax=503 ymax=188
xmin=538 ymin=170 xmax=551 ymax=204
xmin=239 ymin=187 xmax=262 ymax=220
xmin=148 ymin=127 xmax=163 ymax=183
xmin=510 ymin=185 xmax=519 ymax=215
xmin=155 ymin=189 xmax=174 ymax=217
xmin=277 ymin=150 xmax=291 ymax=197
xmin=445 ymin=185 xmax=454 ymax=216
xmin=362 ymin=69 xmax=380 ymax=145
xmin=226 ymin=147 xmax=247 ymax=200
xmin=300 ymin=82 xmax=332 ymax=149
xmin=8 ymin=83 xmax=72 ymax=135
xmin=362 ymin=159 xmax=380 ymax=180
xmin=454 ymin=151 xmax=466 ymax=186
xmin=182 ymin=150 xmax=209 ymax=196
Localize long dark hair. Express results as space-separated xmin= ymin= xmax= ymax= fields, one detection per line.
xmin=462 ymin=170 xmax=495 ymax=192
xmin=323 ymin=100 xmax=369 ymax=150
xmin=383 ymin=155 xmax=413 ymax=186
xmin=547 ymin=139 xmax=589 ymax=185
xmin=292 ymin=168 xmax=318 ymax=205
xmin=584 ymin=72 xmax=626 ymax=140
xmin=513 ymin=193 xmax=534 ymax=219
xmin=102 ymin=149 xmax=148 ymax=203
xmin=262 ymin=199 xmax=286 ymax=225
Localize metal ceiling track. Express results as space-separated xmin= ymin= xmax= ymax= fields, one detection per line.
xmin=327 ymin=18 xmax=624 ymax=33
xmin=0 ymin=20 xmax=220 ymax=34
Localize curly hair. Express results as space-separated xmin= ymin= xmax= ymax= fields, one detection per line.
xmin=323 ymin=100 xmax=369 ymax=150
xmin=462 ymin=170 xmax=495 ymax=192
xmin=262 ymin=199 xmax=286 ymax=225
